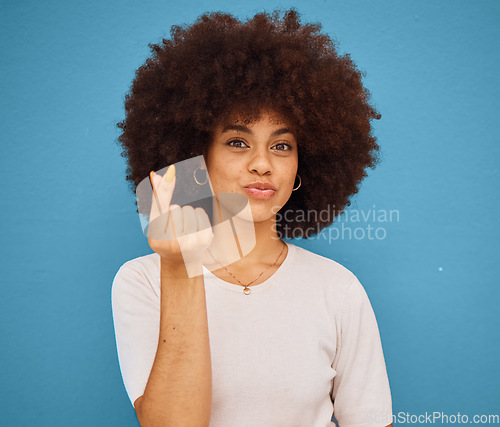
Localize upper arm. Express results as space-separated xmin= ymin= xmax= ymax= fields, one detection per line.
xmin=112 ymin=264 xmax=161 ymax=407
xmin=134 ymin=395 xmax=143 ymax=414
xmin=134 ymin=396 xmax=143 ymax=422
xmin=331 ymin=277 xmax=392 ymax=426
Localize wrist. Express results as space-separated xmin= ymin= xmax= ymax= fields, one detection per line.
xmin=160 ymin=257 xmax=204 ymax=279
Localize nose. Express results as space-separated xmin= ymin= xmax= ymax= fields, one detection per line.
xmin=247 ymin=148 xmax=272 ymax=176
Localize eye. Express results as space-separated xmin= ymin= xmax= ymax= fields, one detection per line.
xmin=227 ymin=139 xmax=249 ymax=148
xmin=272 ymin=143 xmax=292 ymax=151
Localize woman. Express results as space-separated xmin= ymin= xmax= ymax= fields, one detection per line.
xmin=112 ymin=9 xmax=392 ymax=427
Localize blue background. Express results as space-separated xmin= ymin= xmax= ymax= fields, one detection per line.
xmin=1 ymin=0 xmax=499 ymax=425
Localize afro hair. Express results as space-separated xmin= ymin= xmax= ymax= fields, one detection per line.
xmin=116 ymin=8 xmax=381 ymax=238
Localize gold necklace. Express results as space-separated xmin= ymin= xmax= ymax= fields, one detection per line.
xmin=207 ymin=242 xmax=286 ymax=295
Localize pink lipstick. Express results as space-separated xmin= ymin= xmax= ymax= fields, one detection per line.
xmin=243 ymin=181 xmax=277 ymax=200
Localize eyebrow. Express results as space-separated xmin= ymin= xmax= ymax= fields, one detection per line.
xmin=221 ymin=125 xmax=295 ymax=138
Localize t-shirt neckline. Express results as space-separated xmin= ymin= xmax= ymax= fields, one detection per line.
xmin=202 ymin=241 xmax=295 ymax=294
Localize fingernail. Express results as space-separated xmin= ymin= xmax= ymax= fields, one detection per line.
xmin=165 ymin=165 xmax=176 ymax=182
xmin=150 ymin=171 xmax=158 ymax=191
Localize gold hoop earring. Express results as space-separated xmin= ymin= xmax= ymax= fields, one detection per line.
xmin=194 ymin=167 xmax=208 ymax=185
xmin=292 ymin=174 xmax=301 ymax=191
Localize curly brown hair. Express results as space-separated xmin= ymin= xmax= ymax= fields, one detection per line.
xmin=116 ymin=8 xmax=381 ymax=239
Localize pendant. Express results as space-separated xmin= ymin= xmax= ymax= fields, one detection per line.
xmin=243 ymin=286 xmax=251 ymax=295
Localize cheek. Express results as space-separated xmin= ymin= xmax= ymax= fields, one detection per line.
xmin=207 ymin=164 xmax=233 ymax=191
xmin=282 ymin=161 xmax=299 ymax=189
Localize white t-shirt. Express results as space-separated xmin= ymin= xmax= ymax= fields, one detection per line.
xmin=111 ymin=242 xmax=392 ymax=427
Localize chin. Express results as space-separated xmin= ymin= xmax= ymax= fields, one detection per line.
xmin=225 ymin=200 xmax=271 ymax=223
xmin=249 ymin=202 xmax=283 ymax=224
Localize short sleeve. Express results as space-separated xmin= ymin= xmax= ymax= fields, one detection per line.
xmin=111 ymin=263 xmax=160 ymax=407
xmin=331 ymin=277 xmax=392 ymax=427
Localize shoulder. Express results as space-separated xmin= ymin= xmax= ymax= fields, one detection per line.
xmin=116 ymin=252 xmax=160 ymax=276
xmin=286 ymin=242 xmax=358 ymax=295
xmin=112 ymin=252 xmax=161 ymax=300
xmin=287 ymin=242 xmax=357 ymax=283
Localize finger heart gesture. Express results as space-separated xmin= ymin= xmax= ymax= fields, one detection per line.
xmin=147 ymin=165 xmax=214 ymax=276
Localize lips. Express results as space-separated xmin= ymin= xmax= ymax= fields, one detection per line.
xmin=244 ymin=181 xmax=277 ymax=191
xmin=243 ymin=181 xmax=277 ymax=200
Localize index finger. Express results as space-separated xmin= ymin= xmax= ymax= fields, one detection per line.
xmin=149 ymin=165 xmax=176 ymax=223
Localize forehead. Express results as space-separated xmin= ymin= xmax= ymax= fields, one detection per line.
xmin=215 ymin=109 xmax=296 ymax=134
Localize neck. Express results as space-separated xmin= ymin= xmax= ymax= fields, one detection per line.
xmin=235 ymin=214 xmax=284 ymax=264
xmin=204 ymin=200 xmax=285 ymax=270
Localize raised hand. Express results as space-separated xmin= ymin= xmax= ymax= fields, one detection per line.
xmin=147 ymin=165 xmax=214 ymax=277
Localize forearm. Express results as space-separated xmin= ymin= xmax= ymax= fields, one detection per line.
xmin=136 ymin=260 xmax=212 ymax=427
